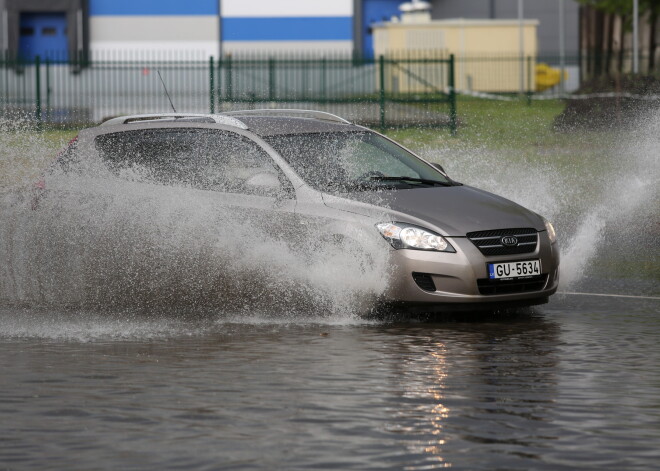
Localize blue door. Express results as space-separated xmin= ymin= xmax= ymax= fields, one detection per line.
xmin=362 ymin=0 xmax=402 ymax=59
xmin=19 ymin=12 xmax=69 ymax=62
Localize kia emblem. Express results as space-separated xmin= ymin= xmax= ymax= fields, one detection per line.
xmin=501 ymin=236 xmax=519 ymax=247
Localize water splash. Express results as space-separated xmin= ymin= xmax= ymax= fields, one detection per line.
xmin=556 ymin=110 xmax=659 ymax=288
xmin=0 ymin=121 xmax=391 ymax=322
xmin=0 ymin=118 xmax=68 ymax=193
xmin=0 ymin=180 xmax=390 ymax=316
xmin=559 ymin=212 xmax=607 ymax=287
xmin=0 ymin=307 xmax=206 ymax=342
xmin=0 ymin=304 xmax=382 ymax=342
xmin=420 ymin=110 xmax=659 ymax=290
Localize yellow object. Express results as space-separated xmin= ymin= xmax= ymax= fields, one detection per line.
xmin=535 ymin=63 xmax=567 ymax=92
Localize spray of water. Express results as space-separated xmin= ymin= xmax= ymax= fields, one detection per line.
xmin=0 ymin=121 xmax=391 ymax=332
xmin=1 ymin=184 xmax=389 ymax=311
xmin=421 ymin=110 xmax=659 ymax=290
xmin=0 ymin=118 xmax=66 ymax=192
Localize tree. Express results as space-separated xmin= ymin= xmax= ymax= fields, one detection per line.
xmin=578 ymin=0 xmax=659 ymax=77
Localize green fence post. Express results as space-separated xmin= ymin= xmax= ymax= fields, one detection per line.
xmin=209 ymin=56 xmax=215 ymax=114
xmin=379 ymin=54 xmax=386 ymax=130
xmin=226 ymin=54 xmax=233 ymax=102
xmin=45 ymin=57 xmax=51 ymax=122
xmin=268 ymin=57 xmax=275 ymax=101
xmin=217 ymin=56 xmax=223 ymax=109
xmin=301 ymin=58 xmax=307 ymax=101
xmin=321 ymin=57 xmax=327 ymax=103
xmin=3 ymin=52 xmax=8 ymax=109
xmin=526 ymin=55 xmax=532 ymax=106
xmin=34 ymin=55 xmax=42 ymax=124
xmin=448 ymin=54 xmax=457 ymax=136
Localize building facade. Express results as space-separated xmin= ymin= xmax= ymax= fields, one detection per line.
xmin=0 ymin=0 xmax=579 ymax=60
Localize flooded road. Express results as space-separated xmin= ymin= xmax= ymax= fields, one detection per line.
xmin=1 ymin=110 xmax=658 ymax=469
xmin=1 ymin=291 xmax=659 ymax=470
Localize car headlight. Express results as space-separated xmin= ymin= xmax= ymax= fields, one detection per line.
xmin=376 ymin=222 xmax=455 ymax=252
xmin=543 ymin=218 xmax=557 ymax=243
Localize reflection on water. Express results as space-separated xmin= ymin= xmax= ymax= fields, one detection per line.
xmin=384 ymin=317 xmax=562 ymax=469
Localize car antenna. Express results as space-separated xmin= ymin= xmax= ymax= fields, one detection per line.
xmin=157 ymin=70 xmax=177 ymax=113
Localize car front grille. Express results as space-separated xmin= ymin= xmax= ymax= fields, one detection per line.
xmin=412 ymin=272 xmax=436 ymax=292
xmin=477 ymin=274 xmax=548 ymax=295
xmin=467 ymin=228 xmax=538 ymax=256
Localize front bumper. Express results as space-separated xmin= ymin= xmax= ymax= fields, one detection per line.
xmin=382 ymin=234 xmax=559 ymax=308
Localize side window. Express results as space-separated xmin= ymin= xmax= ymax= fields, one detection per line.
xmin=95 ymin=129 xmax=285 ymax=196
xmin=216 ymin=134 xmax=283 ymax=196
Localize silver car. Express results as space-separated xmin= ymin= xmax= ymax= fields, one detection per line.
xmin=38 ymin=110 xmax=559 ymax=312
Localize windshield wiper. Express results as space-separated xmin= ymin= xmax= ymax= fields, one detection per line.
xmin=368 ymin=176 xmax=454 ymax=187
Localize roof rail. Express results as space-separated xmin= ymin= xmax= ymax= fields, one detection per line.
xmin=223 ymin=109 xmax=351 ymax=124
xmin=101 ymin=113 xmax=248 ymax=129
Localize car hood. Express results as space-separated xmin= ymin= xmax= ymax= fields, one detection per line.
xmin=322 ymin=185 xmax=545 ymax=236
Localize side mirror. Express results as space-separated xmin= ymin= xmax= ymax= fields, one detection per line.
xmin=430 ymin=162 xmax=446 ymax=174
xmin=245 ymin=172 xmax=282 ymax=196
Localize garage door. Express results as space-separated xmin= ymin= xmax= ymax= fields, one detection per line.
xmin=19 ymin=12 xmax=69 ymax=62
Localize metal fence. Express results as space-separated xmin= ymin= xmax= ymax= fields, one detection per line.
xmin=0 ymin=51 xmax=457 ymax=132
xmin=4 ymin=50 xmax=655 ymax=130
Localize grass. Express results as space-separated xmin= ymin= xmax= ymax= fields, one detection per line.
xmin=384 ymin=96 xmax=621 ymax=166
xmin=389 ymin=97 xmax=567 ymax=146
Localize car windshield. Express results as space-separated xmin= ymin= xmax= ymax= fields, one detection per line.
xmin=263 ymin=131 xmax=452 ymax=192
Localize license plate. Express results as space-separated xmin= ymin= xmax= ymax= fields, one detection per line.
xmin=488 ymin=260 xmax=541 ymax=279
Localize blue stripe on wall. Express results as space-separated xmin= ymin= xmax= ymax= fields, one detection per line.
xmin=90 ymin=0 xmax=218 ymax=16
xmin=222 ymin=17 xmax=352 ymax=41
